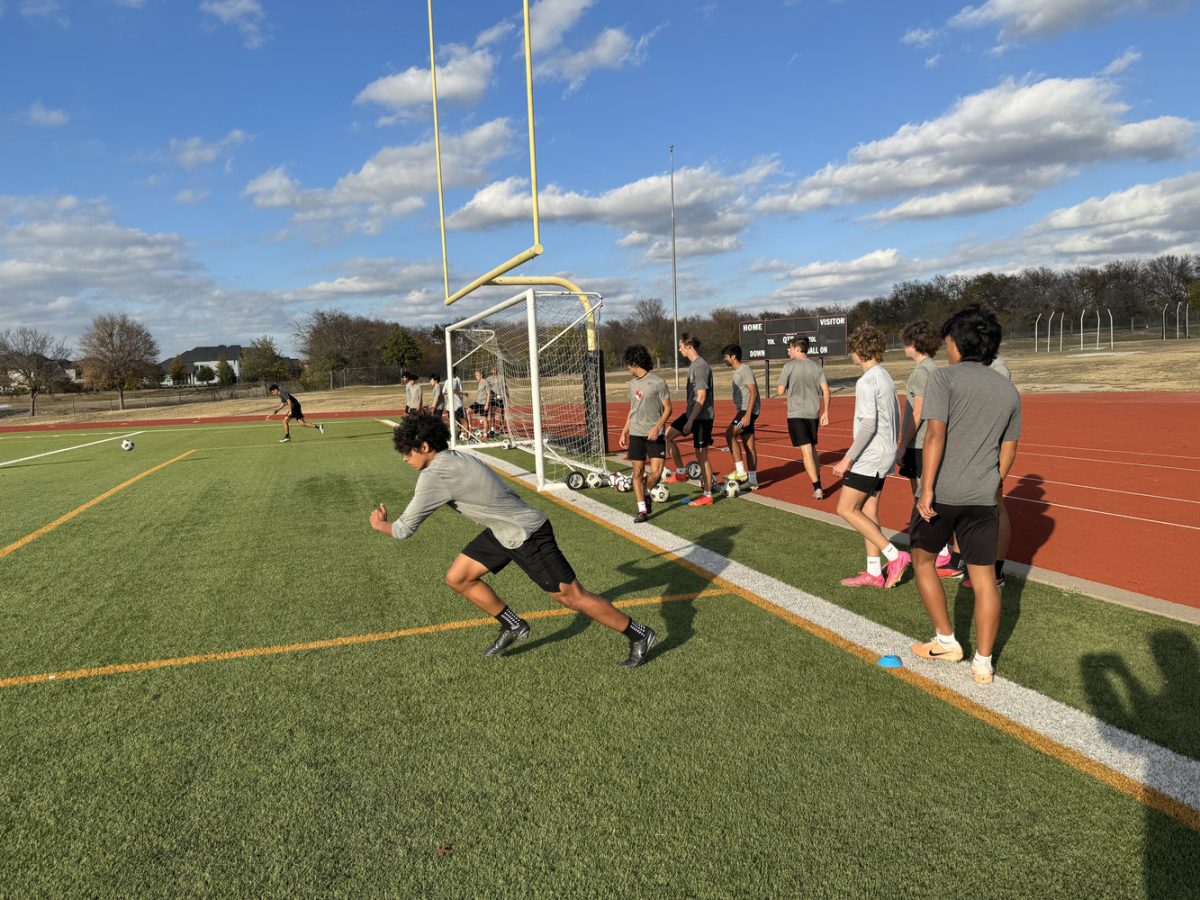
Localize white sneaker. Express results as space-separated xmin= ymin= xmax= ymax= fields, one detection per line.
xmin=279 ymin=436 xmax=291 ymax=443
xmin=812 ymin=487 xmax=824 ymax=500
xmin=317 ymin=424 xmax=325 ymax=434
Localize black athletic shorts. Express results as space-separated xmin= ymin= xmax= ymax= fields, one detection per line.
xmin=787 ymin=417 xmax=819 ymax=447
xmin=454 ymin=407 xmax=467 ymax=422
xmin=898 ymin=447 xmax=923 ymax=479
xmin=493 ymin=399 xmax=506 ymax=410
xmin=730 ymin=411 xmax=759 ymax=436
xmin=910 ymin=503 xmax=999 ymax=567
xmin=670 ymin=414 xmax=714 ymax=449
xmin=287 ymin=401 xmax=304 ymax=421
xmin=627 ymin=434 xmax=666 ymax=462
xmin=843 ymin=470 xmax=886 ymax=496
xmin=462 ymin=520 xmax=577 ymax=593
xmin=470 ymin=402 xmax=487 ymax=414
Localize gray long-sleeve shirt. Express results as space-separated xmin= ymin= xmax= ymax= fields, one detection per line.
xmin=390 ymin=451 xmax=546 ymax=549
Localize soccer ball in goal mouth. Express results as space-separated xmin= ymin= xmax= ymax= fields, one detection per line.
xmin=120 ymin=439 xmax=135 ymax=452
xmin=585 ymin=471 xmax=606 ymax=489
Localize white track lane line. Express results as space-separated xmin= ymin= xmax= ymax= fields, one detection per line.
xmin=0 ymin=431 xmax=144 ymax=468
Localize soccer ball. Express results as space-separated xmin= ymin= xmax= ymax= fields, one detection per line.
xmin=585 ymin=472 xmax=604 ymax=489
xmin=724 ymin=479 xmax=741 ymax=499
xmin=650 ymin=483 xmax=670 ymax=504
xmin=615 ymin=474 xmax=633 ymax=492
xmin=120 ymin=439 xmax=134 ymax=452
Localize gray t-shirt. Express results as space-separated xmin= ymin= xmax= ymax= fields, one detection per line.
xmin=405 ymin=383 xmax=422 ymax=408
xmin=431 ymin=382 xmax=446 ymax=411
xmin=730 ymin=365 xmax=761 ymax=416
xmin=686 ymin=357 xmax=715 ymax=420
xmin=990 ymin=357 xmax=1012 ymax=381
xmin=628 ymin=372 xmax=671 ymax=437
xmin=391 ymin=451 xmax=547 ymax=549
xmin=277 ymin=388 xmax=297 ymax=409
xmin=778 ymin=358 xmax=827 ymax=419
xmin=848 ymin=364 xmax=900 ymax=477
xmin=488 ymin=374 xmax=507 ymax=402
xmin=907 ymin=357 xmax=938 ymax=449
xmin=922 ymin=363 xmax=1022 ymax=506
xmin=476 ymin=379 xmax=490 ymax=404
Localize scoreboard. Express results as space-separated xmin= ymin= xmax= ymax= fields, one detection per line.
xmin=739 ymin=315 xmax=848 ymax=360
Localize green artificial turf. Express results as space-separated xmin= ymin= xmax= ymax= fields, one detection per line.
xmin=0 ymin=422 xmax=1196 ymax=897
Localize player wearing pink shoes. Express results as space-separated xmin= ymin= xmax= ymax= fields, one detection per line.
xmin=831 ymin=326 xmax=908 ymax=589
xmin=909 ymin=307 xmax=1021 ymax=684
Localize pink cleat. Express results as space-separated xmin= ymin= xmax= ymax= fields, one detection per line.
xmin=935 ymin=549 xmax=951 ymax=568
xmin=884 ymin=551 xmax=911 ymax=589
xmin=840 ymin=571 xmax=886 ymax=588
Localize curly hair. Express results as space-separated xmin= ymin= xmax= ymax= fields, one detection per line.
xmin=847 ymin=324 xmax=886 ymax=362
xmin=622 ymin=344 xmax=654 ymax=371
xmin=900 ymin=320 xmax=940 ymax=357
xmin=392 ymin=412 xmax=450 ymax=455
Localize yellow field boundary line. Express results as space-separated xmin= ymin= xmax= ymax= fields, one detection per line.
xmin=0 ymin=449 xmax=197 ymax=560
xmin=489 ymin=465 xmax=1200 ymax=832
xmin=0 ymin=590 xmax=728 ymax=690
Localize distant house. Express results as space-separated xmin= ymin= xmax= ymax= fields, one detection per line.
xmin=160 ymin=345 xmax=243 ymax=385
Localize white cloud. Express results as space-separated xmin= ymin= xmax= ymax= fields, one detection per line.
xmin=1101 ymin=48 xmax=1142 ymax=75
xmin=924 ymin=54 xmax=941 ymax=69
xmin=756 ymin=75 xmax=1195 ymax=220
xmin=200 ymin=0 xmax=267 ymax=49
xmin=950 ymin=0 xmax=1175 ymax=40
xmin=529 ymin=0 xmax=665 ymax=92
xmin=355 ymin=46 xmax=497 ymax=120
xmin=901 ymin=26 xmax=937 ymax=47
xmin=174 ymin=189 xmax=211 ymax=205
xmin=244 ymin=119 xmax=516 ymax=236
xmin=870 ymin=184 xmax=1035 ymax=222
xmin=169 ymin=129 xmax=249 ymax=169
xmin=763 ymin=248 xmax=931 ymax=303
xmin=18 ymin=100 xmax=69 ymax=127
xmin=530 ymin=0 xmax=594 ymax=54
xmin=18 ymin=0 xmax=66 ymax=24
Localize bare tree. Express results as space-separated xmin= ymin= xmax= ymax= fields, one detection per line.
xmin=630 ymin=298 xmax=674 ymax=368
xmin=77 ymin=314 xmax=160 ymax=410
xmin=0 ymin=327 xmax=71 ymax=417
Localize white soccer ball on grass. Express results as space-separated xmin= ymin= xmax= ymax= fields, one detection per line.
xmin=120 ymin=439 xmax=134 ymax=452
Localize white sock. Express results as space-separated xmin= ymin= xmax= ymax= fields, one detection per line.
xmin=748 ymin=471 xmax=757 ymax=483
xmin=881 ymin=544 xmax=900 ymax=562
xmin=637 ymin=501 xmax=646 ymax=513
xmin=939 ymin=544 xmax=950 ymax=557
xmin=866 ymin=557 xmax=883 ymax=577
xmin=735 ymin=461 xmax=746 ymax=475
xmin=973 ymin=653 xmax=993 ymax=669
xmin=937 ymin=632 xmax=958 ymax=646
xmin=703 ymin=490 xmax=712 ymax=498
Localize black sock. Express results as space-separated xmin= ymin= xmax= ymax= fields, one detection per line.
xmin=496 ymin=606 xmax=522 ymax=629
xmin=623 ymin=618 xmax=647 ymax=639
xmin=995 ymin=560 xmax=1005 ymax=579
xmin=948 ymin=551 xmax=962 ymax=569
xmin=812 ymin=480 xmax=822 ymax=490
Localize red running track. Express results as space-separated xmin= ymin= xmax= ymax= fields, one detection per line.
xmin=606 ymin=392 xmax=1200 ymax=609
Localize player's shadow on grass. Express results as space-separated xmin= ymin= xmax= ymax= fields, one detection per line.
xmin=1005 ymin=474 xmax=1055 ymax=568
xmin=1081 ymin=632 xmax=1200 ymax=899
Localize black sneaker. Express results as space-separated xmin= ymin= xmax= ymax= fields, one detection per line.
xmin=646 ymin=497 xmax=653 ymax=516
xmin=484 ymin=619 xmax=530 ymax=657
xmin=633 ymin=510 xmax=650 ymax=524
xmin=620 ymin=626 xmax=657 ymax=668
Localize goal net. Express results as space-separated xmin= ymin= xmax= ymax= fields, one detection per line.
xmin=446 ymin=289 xmax=608 ymax=489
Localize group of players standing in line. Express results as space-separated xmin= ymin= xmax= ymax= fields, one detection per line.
xmin=401 ymin=367 xmax=509 ymax=437
xmin=617 ymin=305 xmax=1020 ymax=684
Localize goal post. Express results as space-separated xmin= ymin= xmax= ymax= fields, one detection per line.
xmin=446 ymin=289 xmax=609 ymax=490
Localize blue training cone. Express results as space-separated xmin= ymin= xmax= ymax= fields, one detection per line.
xmin=877 ymin=655 xmax=903 ymax=669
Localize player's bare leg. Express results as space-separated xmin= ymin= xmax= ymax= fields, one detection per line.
xmin=631 ymin=458 xmax=647 ymax=503
xmin=444 ymin=554 xmax=506 ymax=615
xmin=912 ymin=547 xmax=952 ymax=633
xmin=799 ymin=443 xmax=820 ymax=483
xmin=725 ymin=423 xmax=743 ymax=470
xmin=645 ymin=457 xmax=665 ymax=492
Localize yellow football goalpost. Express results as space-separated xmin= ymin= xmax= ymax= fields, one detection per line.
xmin=429 ymin=0 xmax=607 ymax=489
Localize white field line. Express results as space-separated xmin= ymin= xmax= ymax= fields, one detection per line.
xmin=0 ymin=432 xmax=144 ymax=468
xmin=479 ymin=451 xmax=1200 ymax=818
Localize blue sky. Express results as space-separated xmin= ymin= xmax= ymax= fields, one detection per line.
xmin=2 ymin=0 xmax=1197 ymax=355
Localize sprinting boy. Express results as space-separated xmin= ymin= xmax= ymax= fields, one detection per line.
xmin=664 ymin=333 xmax=716 ymax=506
xmin=404 ymin=372 xmax=423 ymax=415
xmin=910 ymin=306 xmax=1021 ymax=685
xmin=776 ymin=336 xmax=830 ymax=499
xmin=618 ymin=344 xmax=673 ymax=524
xmin=720 ymin=344 xmax=761 ymax=489
xmin=830 ymin=325 xmax=908 ymax=589
xmin=369 ymin=413 xmax=657 ymax=667
xmin=266 ymin=384 xmax=324 ymax=443
xmin=897 ymin=320 xmax=951 ymax=569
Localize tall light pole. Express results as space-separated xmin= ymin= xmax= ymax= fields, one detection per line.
xmin=669 ymin=144 xmax=679 ymax=389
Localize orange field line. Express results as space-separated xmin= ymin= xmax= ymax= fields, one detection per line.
xmin=0 ymin=589 xmax=728 ymax=690
xmin=0 ymin=449 xmax=197 ymax=560
xmin=490 ymin=465 xmax=1200 ymax=832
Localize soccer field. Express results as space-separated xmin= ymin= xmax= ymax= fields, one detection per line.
xmin=1 ymin=420 xmax=1198 ymax=897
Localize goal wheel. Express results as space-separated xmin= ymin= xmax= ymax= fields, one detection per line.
xmin=565 ymin=471 xmax=586 ymax=491
xmin=686 ymin=462 xmax=702 ymax=480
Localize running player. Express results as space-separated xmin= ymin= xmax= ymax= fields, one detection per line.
xmin=720 ymin=344 xmax=760 ymax=490
xmin=369 ymin=413 xmax=657 ymax=667
xmin=897 ymin=320 xmax=952 ymax=570
xmin=404 ymin=372 xmax=423 ymax=415
xmin=776 ymin=336 xmax=830 ymax=499
xmin=266 ymin=384 xmax=324 ymax=443
xmin=831 ymin=325 xmax=908 ymax=589
xmin=618 ymin=344 xmax=673 ymax=524
xmin=664 ymin=333 xmax=716 ymax=506
xmin=910 ymin=306 xmax=1021 ymax=684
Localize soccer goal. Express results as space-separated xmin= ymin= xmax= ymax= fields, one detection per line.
xmin=446 ymin=289 xmax=608 ymax=490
